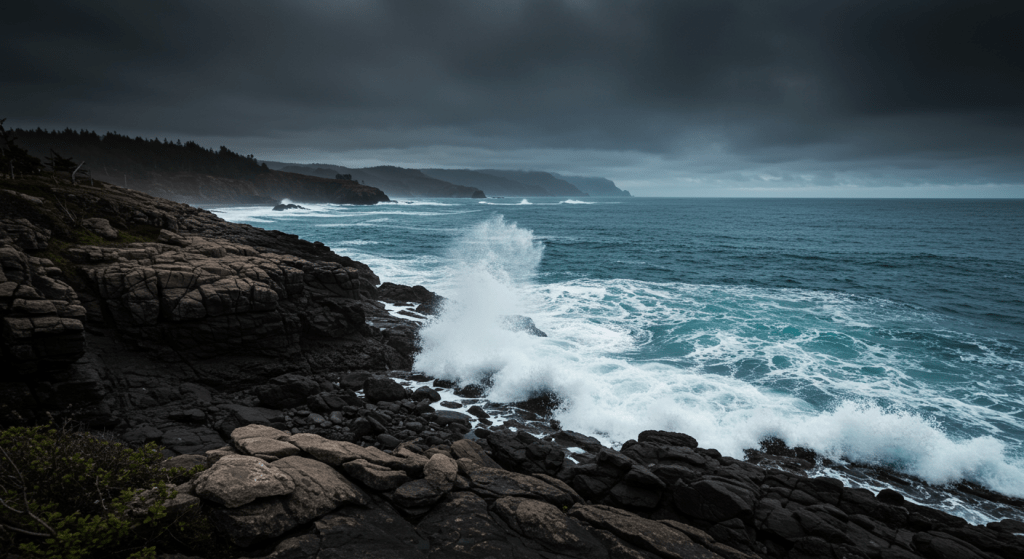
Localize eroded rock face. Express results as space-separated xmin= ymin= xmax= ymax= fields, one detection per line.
xmin=83 ymin=217 xmax=118 ymax=240
xmin=0 ymin=221 xmax=86 ymax=379
xmin=569 ymin=504 xmax=720 ymax=559
xmin=71 ymin=233 xmax=367 ymax=359
xmin=494 ymin=496 xmax=608 ymax=558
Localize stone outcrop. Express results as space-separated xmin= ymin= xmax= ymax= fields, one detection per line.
xmin=160 ymin=422 xmax=1024 ymax=559
xmin=0 ymin=176 xmax=416 ymax=430
xmin=2 ymin=176 xmax=1021 ymax=559
xmin=0 ymin=218 xmax=87 ymax=380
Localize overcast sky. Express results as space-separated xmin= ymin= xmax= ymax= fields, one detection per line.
xmin=3 ymin=0 xmax=1021 ymax=196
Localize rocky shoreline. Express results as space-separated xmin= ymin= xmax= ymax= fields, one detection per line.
xmin=1 ymin=175 xmax=1022 ymax=558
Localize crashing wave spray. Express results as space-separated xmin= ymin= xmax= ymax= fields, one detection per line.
xmin=414 ymin=216 xmax=574 ymax=401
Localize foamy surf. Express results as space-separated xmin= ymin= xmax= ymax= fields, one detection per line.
xmin=409 ymin=215 xmax=1024 ymax=519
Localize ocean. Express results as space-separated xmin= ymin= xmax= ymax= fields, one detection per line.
xmin=211 ymin=197 xmax=1024 ymax=524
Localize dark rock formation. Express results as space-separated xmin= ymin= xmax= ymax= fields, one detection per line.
xmin=272 ymin=203 xmax=306 ymax=211
xmin=0 ymin=175 xmax=412 ymax=432
xmin=2 ymin=174 xmax=1021 ymax=559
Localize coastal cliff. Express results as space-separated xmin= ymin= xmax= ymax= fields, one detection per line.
xmin=0 ymin=174 xmax=1021 ymax=559
xmin=12 ymin=128 xmax=391 ymax=205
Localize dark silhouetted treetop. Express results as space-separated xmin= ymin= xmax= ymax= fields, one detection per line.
xmin=12 ymin=127 xmax=272 ymax=180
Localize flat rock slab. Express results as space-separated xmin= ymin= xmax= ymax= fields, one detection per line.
xmin=342 ymin=459 xmax=410 ymax=491
xmin=288 ymin=433 xmax=405 ymax=470
xmin=232 ymin=424 xmax=291 ymax=442
xmin=468 ymin=466 xmax=574 ymax=509
xmin=569 ymin=504 xmax=721 ymax=559
xmin=193 ymin=455 xmax=295 ymax=508
xmin=236 ymin=437 xmax=301 ymax=458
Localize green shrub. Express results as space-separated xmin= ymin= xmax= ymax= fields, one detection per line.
xmin=0 ymin=424 xmax=225 ymax=559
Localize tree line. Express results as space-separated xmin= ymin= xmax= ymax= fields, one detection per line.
xmin=3 ymin=124 xmax=272 ymax=181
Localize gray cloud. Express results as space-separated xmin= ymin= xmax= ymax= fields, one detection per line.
xmin=3 ymin=0 xmax=1021 ymax=195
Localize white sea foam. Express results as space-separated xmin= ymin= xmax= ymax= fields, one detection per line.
xmin=390 ymin=199 xmax=457 ymax=206
xmin=411 ymin=217 xmax=1024 ymax=508
xmin=210 ymin=203 xmax=337 ymax=222
xmin=560 ymin=199 xmax=595 ymax=204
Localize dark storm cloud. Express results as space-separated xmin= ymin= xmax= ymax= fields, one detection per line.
xmin=2 ymin=0 xmax=1021 ymax=194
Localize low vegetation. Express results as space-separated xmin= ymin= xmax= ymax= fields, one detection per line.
xmin=0 ymin=424 xmax=229 ymax=559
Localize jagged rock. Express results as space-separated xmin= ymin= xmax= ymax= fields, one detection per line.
xmin=210 ymin=456 xmax=367 ymax=547
xmin=315 ymin=503 xmax=430 ymax=557
xmin=363 ymin=374 xmax=406 ymax=403
xmin=609 ymin=482 xmax=663 ymax=510
xmin=495 ymin=496 xmax=609 ymax=558
xmin=308 ymin=391 xmax=347 ymax=413
xmin=673 ymin=479 xmax=757 ymax=523
xmin=554 ymin=429 xmax=604 ymax=453
xmin=342 ymin=459 xmax=410 ymax=491
xmin=467 ymin=466 xmax=575 ymax=508
xmin=486 ymin=429 xmax=565 ymax=475
xmin=450 ymin=438 xmax=502 ymax=469
xmin=235 ymin=437 xmax=301 ymax=458
xmin=156 ymin=228 xmax=187 ymax=246
xmin=0 ymin=218 xmax=50 ymax=250
xmin=287 ymin=432 xmax=405 ymax=470
xmin=255 ymin=374 xmax=321 ymax=409
xmin=192 ymin=455 xmax=296 ymax=508
xmin=165 ymin=482 xmax=201 ymax=515
xmin=377 ymin=282 xmax=438 ymax=305
xmin=434 ymin=409 xmax=472 ymax=426
xmin=416 ymin=492 xmax=519 ymax=557
xmin=412 ymin=385 xmax=441 ymax=402
xmin=635 ymin=430 xmax=700 ymax=450
xmin=393 ymin=478 xmax=446 ymax=511
xmin=352 ymin=416 xmax=386 ymax=437
xmin=569 ymin=504 xmax=720 ymax=559
xmin=83 ymin=217 xmax=119 ymax=240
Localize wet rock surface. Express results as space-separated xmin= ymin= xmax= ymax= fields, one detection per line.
xmin=154 ymin=419 xmax=1024 ymax=559
xmin=2 ymin=177 xmax=1021 ymax=559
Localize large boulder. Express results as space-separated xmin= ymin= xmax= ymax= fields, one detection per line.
xmin=192 ymin=455 xmax=296 ymax=508
xmin=210 ymin=455 xmax=367 ymax=547
xmin=255 ymin=374 xmax=321 ymax=409
xmin=363 ymin=375 xmax=406 ymax=403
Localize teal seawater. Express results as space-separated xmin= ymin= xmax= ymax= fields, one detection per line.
xmin=213 ymin=197 xmax=1024 ymax=522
